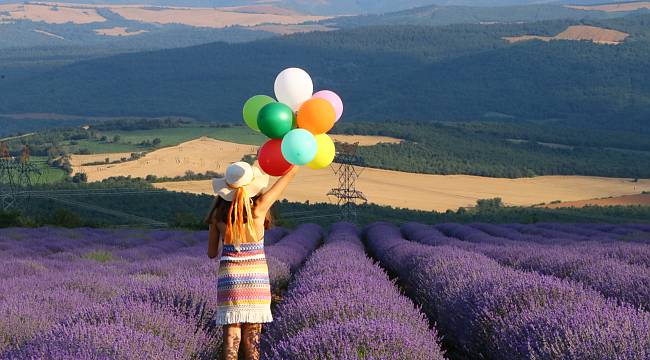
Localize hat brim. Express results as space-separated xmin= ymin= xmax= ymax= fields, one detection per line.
xmin=213 ymin=166 xmax=269 ymax=201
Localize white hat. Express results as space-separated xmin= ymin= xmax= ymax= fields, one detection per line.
xmin=212 ymin=162 xmax=269 ymax=201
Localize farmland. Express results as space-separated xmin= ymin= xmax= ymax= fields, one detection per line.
xmin=68 ymin=138 xmax=649 ymax=212
xmin=1 ymin=222 xmax=649 ymax=358
xmin=60 ymin=127 xmax=401 ymax=155
xmin=2 ymin=156 xmax=68 ymax=185
xmin=155 ymin=170 xmax=650 ymax=212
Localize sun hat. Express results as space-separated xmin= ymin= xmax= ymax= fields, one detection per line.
xmin=212 ymin=162 xmax=270 ymax=201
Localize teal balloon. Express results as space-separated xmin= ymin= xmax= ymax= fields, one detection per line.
xmin=281 ymin=129 xmax=318 ymax=166
xmin=258 ymin=102 xmax=294 ymax=139
xmin=243 ymin=95 xmax=275 ymax=132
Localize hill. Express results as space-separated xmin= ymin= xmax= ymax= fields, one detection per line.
xmin=327 ymin=4 xmax=627 ymax=28
xmin=543 ymin=193 xmax=650 ymax=208
xmin=0 ymin=0 xmax=642 ymax=15
xmin=504 ymin=25 xmax=630 ymax=44
xmin=55 ymin=134 xmax=650 ymax=211
xmin=0 ymin=2 xmax=327 ymax=50
xmin=2 ymin=14 xmax=650 ymax=132
xmin=0 ymin=2 xmax=639 ymax=52
xmin=569 ymin=2 xmax=650 ymax=13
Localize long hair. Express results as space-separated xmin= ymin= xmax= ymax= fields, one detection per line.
xmin=204 ymin=193 xmax=273 ymax=247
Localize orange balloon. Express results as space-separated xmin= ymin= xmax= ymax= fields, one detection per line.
xmin=296 ymin=98 xmax=336 ymax=135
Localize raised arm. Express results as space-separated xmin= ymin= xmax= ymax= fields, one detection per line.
xmin=254 ymin=166 xmax=299 ymax=217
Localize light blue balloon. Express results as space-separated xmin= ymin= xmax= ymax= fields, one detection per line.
xmin=281 ymin=129 xmax=317 ymax=166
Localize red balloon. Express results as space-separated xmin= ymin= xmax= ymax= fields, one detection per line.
xmin=258 ymin=139 xmax=293 ymax=176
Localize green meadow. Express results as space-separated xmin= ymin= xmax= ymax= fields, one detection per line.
xmin=0 ymin=157 xmax=67 ymax=185
xmin=65 ymin=127 xmax=267 ymax=155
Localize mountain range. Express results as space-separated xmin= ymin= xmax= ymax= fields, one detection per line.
xmin=0 ymin=0 xmax=644 ymax=15
xmin=1 ymin=13 xmax=649 ymax=132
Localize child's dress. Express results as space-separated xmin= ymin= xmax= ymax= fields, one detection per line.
xmin=214 ymin=235 xmax=273 ymax=324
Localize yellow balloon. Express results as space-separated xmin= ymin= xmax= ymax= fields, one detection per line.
xmin=307 ymin=134 xmax=335 ymax=170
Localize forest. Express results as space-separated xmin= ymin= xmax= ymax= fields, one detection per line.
xmin=2 ymin=14 xmax=650 ymax=132
xmin=327 ymin=4 xmax=626 ymax=28
xmin=5 ymin=119 xmax=649 ymax=179
xmin=333 ymin=122 xmax=650 ymax=178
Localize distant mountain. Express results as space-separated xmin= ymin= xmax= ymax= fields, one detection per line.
xmin=280 ymin=0 xmax=643 ymax=16
xmin=1 ymin=14 xmax=649 ymax=131
xmin=0 ymin=2 xmax=641 ymax=51
xmin=327 ymin=4 xmax=630 ymax=28
xmin=0 ymin=0 xmax=643 ymax=15
xmin=0 ymin=2 xmax=322 ymax=50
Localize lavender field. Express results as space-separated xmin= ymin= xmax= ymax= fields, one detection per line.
xmin=1 ymin=222 xmax=649 ymax=359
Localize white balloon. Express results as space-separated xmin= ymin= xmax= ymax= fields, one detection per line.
xmin=274 ymin=68 xmax=313 ymax=111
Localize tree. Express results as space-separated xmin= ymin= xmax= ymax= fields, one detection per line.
xmin=49 ymin=208 xmax=82 ymax=228
xmin=113 ymin=135 xmax=121 ymax=143
xmin=476 ymin=198 xmax=503 ymax=212
xmin=152 ymin=138 xmax=162 ymax=146
xmin=72 ymin=172 xmax=88 ymax=183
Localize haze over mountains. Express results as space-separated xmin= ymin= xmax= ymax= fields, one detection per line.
xmin=1 ymin=0 xmax=649 ymax=136
xmin=1 ymin=0 xmax=648 ymax=51
xmin=2 ymin=12 xmax=649 ymax=133
xmin=0 ymin=0 xmax=645 ymax=15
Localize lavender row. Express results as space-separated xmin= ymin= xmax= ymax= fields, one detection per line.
xmin=0 ymin=227 xmax=204 ymax=262
xmin=263 ymin=227 xmax=289 ymax=246
xmin=264 ymin=223 xmax=323 ymax=273
xmin=0 ymin=223 xmax=314 ymax=352
xmin=433 ymin=222 xmax=650 ymax=269
xmin=406 ymin=223 xmax=650 ymax=311
xmin=263 ymin=224 xmax=323 ymax=296
xmin=534 ymin=222 xmax=650 ymax=242
xmin=264 ymin=222 xmax=445 ymax=359
xmin=2 ymin=240 xmax=223 ymax=359
xmin=366 ymin=222 xmax=650 ymax=359
xmin=475 ymin=223 xmax=650 ymax=268
xmin=504 ymin=222 xmax=650 ymax=244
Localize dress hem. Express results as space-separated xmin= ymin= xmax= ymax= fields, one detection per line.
xmin=214 ymin=310 xmax=273 ymax=325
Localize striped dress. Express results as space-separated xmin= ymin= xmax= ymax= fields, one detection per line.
xmin=215 ymin=238 xmax=273 ymax=325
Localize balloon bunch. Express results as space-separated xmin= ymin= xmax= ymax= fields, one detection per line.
xmin=242 ymin=68 xmax=344 ymax=176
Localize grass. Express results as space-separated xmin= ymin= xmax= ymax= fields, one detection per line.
xmin=81 ymin=250 xmax=114 ymax=263
xmin=0 ymin=156 xmax=68 ymax=185
xmin=64 ymin=126 xmax=267 ymax=154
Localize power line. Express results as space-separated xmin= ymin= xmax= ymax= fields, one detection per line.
xmin=0 ymin=144 xmax=41 ymax=210
xmin=26 ymin=193 xmax=168 ymax=228
xmin=327 ymin=142 xmax=368 ymax=221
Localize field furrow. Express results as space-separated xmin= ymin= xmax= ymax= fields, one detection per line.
xmin=263 ymin=223 xmax=445 ymax=359
xmin=365 ymin=223 xmax=650 ymax=359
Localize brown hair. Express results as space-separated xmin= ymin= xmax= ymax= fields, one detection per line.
xmin=204 ymin=195 xmax=273 ymax=230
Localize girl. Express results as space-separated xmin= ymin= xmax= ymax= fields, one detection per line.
xmin=205 ymin=161 xmax=298 ymax=360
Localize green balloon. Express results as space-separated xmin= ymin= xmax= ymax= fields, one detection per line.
xmin=243 ymin=95 xmax=275 ymax=132
xmin=257 ymin=102 xmax=294 ymax=139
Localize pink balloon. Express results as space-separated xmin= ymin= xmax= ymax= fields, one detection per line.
xmin=313 ymin=90 xmax=343 ymax=122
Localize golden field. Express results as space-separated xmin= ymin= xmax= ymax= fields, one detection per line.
xmin=567 ymin=2 xmax=650 ymax=12
xmin=69 ymin=137 xmax=650 ymax=212
xmin=544 ymin=193 xmax=650 ymax=209
xmin=504 ymin=25 xmax=629 ymax=45
xmin=0 ymin=2 xmax=329 ymax=30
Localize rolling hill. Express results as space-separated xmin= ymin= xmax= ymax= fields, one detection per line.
xmin=66 ymin=137 xmax=650 ymax=211
xmin=0 ymin=0 xmax=643 ymax=15
xmin=326 ymin=4 xmax=628 ymax=28
xmin=0 ymin=2 xmax=328 ymax=50
xmin=2 ymin=14 xmax=650 ymax=132
xmin=1 ymin=2 xmax=635 ymax=50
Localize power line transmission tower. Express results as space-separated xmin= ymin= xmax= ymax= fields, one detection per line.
xmin=327 ymin=142 xmax=367 ymax=221
xmin=0 ymin=143 xmax=41 ymax=210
